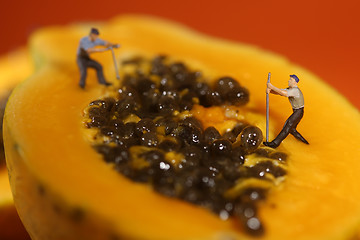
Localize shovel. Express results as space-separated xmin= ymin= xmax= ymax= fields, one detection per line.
xmin=266 ymin=72 xmax=271 ymax=142
xmin=109 ymin=44 xmax=120 ymax=80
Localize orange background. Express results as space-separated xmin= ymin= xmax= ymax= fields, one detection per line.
xmin=1 ymin=0 xmax=360 ymax=109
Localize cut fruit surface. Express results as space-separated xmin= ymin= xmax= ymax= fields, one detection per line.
xmin=83 ymin=55 xmax=288 ymax=236
xmin=4 ymin=15 xmax=360 ymax=240
xmin=0 ymin=48 xmax=32 ymax=239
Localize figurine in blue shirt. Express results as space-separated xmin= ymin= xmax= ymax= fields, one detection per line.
xmin=76 ymin=28 xmax=119 ymax=89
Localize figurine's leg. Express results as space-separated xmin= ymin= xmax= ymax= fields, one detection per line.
xmin=289 ymin=108 xmax=309 ymax=144
xmin=268 ymin=121 xmax=292 ymax=148
xmin=76 ymin=57 xmax=87 ymax=89
xmin=264 ymin=108 xmax=303 ymax=148
xmin=87 ymin=59 xmax=111 ymax=85
xmin=290 ymin=129 xmax=309 ymax=144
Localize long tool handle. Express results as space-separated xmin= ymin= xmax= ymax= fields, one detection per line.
xmin=110 ymin=47 xmax=120 ymax=80
xmin=266 ymin=72 xmax=271 ymax=142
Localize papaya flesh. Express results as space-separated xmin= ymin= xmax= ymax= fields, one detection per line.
xmin=0 ymin=48 xmax=32 ymax=240
xmin=0 ymin=48 xmax=33 ymax=165
xmin=4 ymin=15 xmax=360 ymax=240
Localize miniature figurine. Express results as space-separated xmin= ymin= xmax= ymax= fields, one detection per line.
xmin=76 ymin=28 xmax=120 ymax=89
xmin=263 ymin=74 xmax=309 ymax=148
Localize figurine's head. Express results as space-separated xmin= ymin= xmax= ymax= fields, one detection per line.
xmin=89 ymin=28 xmax=100 ymax=41
xmin=289 ymin=74 xmax=299 ymax=87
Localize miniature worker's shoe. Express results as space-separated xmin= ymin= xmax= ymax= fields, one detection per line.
xmin=296 ymin=136 xmax=309 ymax=145
xmin=302 ymin=139 xmax=309 ymax=144
xmin=291 ymin=130 xmax=310 ymax=144
xmin=102 ymin=82 xmax=112 ymax=86
xmin=79 ymin=82 xmax=85 ymax=89
xmin=263 ymin=141 xmax=279 ymax=149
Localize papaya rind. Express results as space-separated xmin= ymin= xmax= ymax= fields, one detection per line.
xmin=5 ymin=15 xmax=360 ymax=240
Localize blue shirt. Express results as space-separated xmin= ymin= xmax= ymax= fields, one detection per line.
xmin=77 ymin=36 xmax=106 ymax=56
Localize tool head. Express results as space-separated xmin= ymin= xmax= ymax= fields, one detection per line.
xmin=267 ymin=72 xmax=271 ymax=83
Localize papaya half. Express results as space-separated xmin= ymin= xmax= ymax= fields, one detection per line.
xmin=4 ymin=15 xmax=360 ymax=240
xmin=0 ymin=48 xmax=32 ymax=239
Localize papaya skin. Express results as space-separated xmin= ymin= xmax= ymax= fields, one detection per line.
xmin=0 ymin=48 xmax=32 ymax=240
xmin=0 ymin=169 xmax=31 ymax=240
xmin=4 ymin=15 xmax=360 ymax=240
xmin=0 ymin=47 xmax=33 ymax=166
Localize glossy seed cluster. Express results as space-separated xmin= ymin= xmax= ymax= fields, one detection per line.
xmin=85 ymin=56 xmax=287 ymax=236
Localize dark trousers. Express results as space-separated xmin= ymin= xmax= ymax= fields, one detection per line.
xmin=272 ymin=107 xmax=308 ymax=146
xmin=76 ymin=55 xmax=107 ymax=87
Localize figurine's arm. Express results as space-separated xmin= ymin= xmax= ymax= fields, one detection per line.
xmin=267 ymin=83 xmax=288 ymax=97
xmin=86 ymin=47 xmax=108 ymax=53
xmin=86 ymin=40 xmax=120 ymax=54
xmin=104 ymin=42 xmax=120 ymax=48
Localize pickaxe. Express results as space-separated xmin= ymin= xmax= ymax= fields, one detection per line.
xmin=266 ymin=72 xmax=271 ymax=142
xmin=109 ymin=44 xmax=121 ymax=80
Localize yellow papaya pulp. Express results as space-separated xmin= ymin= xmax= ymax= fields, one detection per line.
xmin=4 ymin=15 xmax=360 ymax=240
xmin=0 ymin=48 xmax=32 ymax=240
